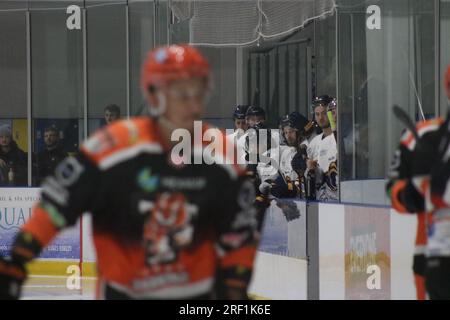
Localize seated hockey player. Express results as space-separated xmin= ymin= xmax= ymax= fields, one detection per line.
xmin=306 ymin=95 xmax=338 ymax=202
xmin=269 ymin=112 xmax=314 ymax=200
xmin=245 ymin=105 xmax=266 ymax=128
xmin=232 ymin=104 xmax=250 ymax=133
xmin=249 ymin=112 xmax=313 ymax=223
xmin=0 ymin=45 xmax=261 ymax=300
xmin=243 ymin=122 xmax=277 ymax=226
xmin=228 ymin=104 xmax=250 ymax=165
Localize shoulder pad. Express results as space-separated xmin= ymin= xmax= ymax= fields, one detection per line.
xmin=81 ymin=118 xmax=161 ymax=165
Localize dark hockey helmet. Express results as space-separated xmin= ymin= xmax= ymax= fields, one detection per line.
xmin=233 ymin=105 xmax=250 ymax=120
xmin=328 ymin=97 xmax=337 ymax=110
xmin=281 ymin=111 xmax=315 ymax=138
xmin=311 ymin=95 xmax=334 ymax=113
xmin=245 ymin=105 xmax=266 ymax=119
xmin=281 ymin=112 xmax=307 ymax=131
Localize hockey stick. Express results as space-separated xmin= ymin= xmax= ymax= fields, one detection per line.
xmin=392 ymin=105 xmax=419 ymax=141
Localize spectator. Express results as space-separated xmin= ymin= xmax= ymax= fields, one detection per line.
xmin=35 ymin=126 xmax=68 ymax=185
xmin=104 ymin=104 xmax=121 ymax=125
xmin=0 ymin=125 xmax=27 ymax=186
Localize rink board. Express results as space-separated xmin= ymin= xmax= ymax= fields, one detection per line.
xmin=0 ymin=188 xmax=80 ymax=260
xmin=249 ymin=202 xmax=417 ymax=300
xmin=0 ymin=189 xmax=417 ymax=299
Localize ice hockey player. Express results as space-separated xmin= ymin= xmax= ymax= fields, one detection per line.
xmin=0 ymin=45 xmax=260 ymax=300
xmin=386 ymin=116 xmax=444 ymax=300
xmin=426 ymin=65 xmax=450 ymax=299
xmin=387 ymin=66 xmax=450 ymax=300
xmin=245 ymin=105 xmax=266 ymax=128
xmin=246 ymin=112 xmax=314 ymax=225
xmin=228 ymin=105 xmax=250 ymax=165
xmin=306 ymin=95 xmax=338 ymax=201
xmin=269 ymin=111 xmax=314 ymax=199
xmin=232 ymin=105 xmax=250 ymax=133
xmin=243 ymin=121 xmax=275 ymax=227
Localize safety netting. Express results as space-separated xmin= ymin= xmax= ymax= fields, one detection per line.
xmin=170 ymin=0 xmax=336 ymax=46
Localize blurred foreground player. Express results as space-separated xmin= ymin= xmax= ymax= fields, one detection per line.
xmin=0 ymin=45 xmax=260 ymax=300
xmin=427 ymin=65 xmax=450 ymax=299
xmin=386 ymin=117 xmax=443 ymax=300
xmin=386 ymin=66 xmax=450 ymax=300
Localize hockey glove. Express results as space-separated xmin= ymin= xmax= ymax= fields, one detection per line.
xmin=275 ymin=199 xmax=301 ymax=222
xmin=325 ymin=161 xmax=338 ymax=191
xmin=216 ymin=265 xmax=252 ymax=300
xmin=0 ymin=231 xmax=43 ymax=300
xmin=0 ymin=256 xmax=26 ymax=300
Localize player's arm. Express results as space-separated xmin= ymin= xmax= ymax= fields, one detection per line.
xmin=214 ymin=172 xmax=259 ymax=300
xmin=0 ymin=151 xmax=101 ymax=299
xmin=386 ymin=137 xmax=425 ymax=213
xmin=430 ymin=160 xmax=450 ymax=209
xmin=430 ymin=118 xmax=450 ymax=209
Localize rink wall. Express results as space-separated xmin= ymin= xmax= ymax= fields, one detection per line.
xmin=249 ymin=201 xmax=417 ymax=300
xmin=0 ymin=188 xmax=417 ymax=299
xmin=0 ymin=188 xmax=95 ymax=276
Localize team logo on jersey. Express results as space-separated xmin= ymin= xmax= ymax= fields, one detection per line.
xmin=140 ymin=192 xmax=199 ymax=266
xmin=137 ymin=168 xmax=159 ymax=193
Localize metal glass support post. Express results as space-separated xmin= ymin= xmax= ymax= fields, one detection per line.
xmin=26 ymin=9 xmax=32 ymax=186
xmin=83 ymin=7 xmax=88 ymax=140
xmin=435 ymin=0 xmax=441 ymax=117
xmin=126 ymin=2 xmax=130 ymax=119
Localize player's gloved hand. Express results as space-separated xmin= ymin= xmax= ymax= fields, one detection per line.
xmin=0 ymin=256 xmax=26 ymax=300
xmin=399 ymin=181 xmax=426 ymax=212
xmin=255 ymin=180 xmax=273 ymax=213
xmin=258 ymin=181 xmax=272 ymax=196
xmin=216 ymin=266 xmax=252 ymax=300
xmin=0 ymin=231 xmax=42 ymax=300
xmin=275 ymin=199 xmax=300 ymax=222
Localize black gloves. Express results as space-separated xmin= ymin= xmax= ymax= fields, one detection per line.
xmin=0 ymin=256 xmax=27 ymax=300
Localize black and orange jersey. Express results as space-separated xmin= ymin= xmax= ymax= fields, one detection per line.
xmin=19 ymin=117 xmax=259 ymax=299
xmin=430 ymin=115 xmax=450 ymax=210
xmin=387 ymin=117 xmax=443 ymax=254
xmin=428 ymin=116 xmax=450 ymax=259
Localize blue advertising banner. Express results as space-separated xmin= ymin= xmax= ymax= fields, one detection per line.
xmin=0 ymin=188 xmax=80 ymax=259
xmin=258 ymin=199 xmax=307 ymax=259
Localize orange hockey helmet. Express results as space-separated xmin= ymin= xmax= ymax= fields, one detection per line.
xmin=141 ymin=44 xmax=210 ymax=93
